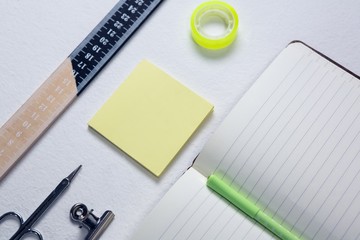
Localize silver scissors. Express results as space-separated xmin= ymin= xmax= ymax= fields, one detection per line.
xmin=0 ymin=165 xmax=81 ymax=240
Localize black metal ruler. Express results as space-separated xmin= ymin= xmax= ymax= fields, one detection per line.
xmin=71 ymin=0 xmax=163 ymax=93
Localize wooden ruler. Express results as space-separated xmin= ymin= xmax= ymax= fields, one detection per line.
xmin=0 ymin=0 xmax=163 ymax=179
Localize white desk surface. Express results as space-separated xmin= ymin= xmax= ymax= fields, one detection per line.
xmin=0 ymin=0 xmax=359 ymax=239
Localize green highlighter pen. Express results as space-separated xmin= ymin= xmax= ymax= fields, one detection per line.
xmin=207 ymin=175 xmax=300 ymax=240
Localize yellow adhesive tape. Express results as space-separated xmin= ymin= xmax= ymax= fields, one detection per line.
xmin=191 ymin=1 xmax=239 ymax=50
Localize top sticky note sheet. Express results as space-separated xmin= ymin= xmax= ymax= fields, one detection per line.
xmin=88 ymin=60 xmax=213 ymax=176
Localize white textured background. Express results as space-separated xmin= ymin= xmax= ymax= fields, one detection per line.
xmin=0 ymin=0 xmax=359 ymax=239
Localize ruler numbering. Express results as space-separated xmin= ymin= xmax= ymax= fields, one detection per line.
xmin=70 ymin=0 xmax=158 ymax=93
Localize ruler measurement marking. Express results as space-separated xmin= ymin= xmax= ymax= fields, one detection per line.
xmin=70 ymin=0 xmax=164 ymax=94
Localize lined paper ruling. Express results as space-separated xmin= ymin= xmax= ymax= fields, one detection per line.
xmin=132 ymin=42 xmax=360 ymax=239
xmin=88 ymin=60 xmax=213 ymax=176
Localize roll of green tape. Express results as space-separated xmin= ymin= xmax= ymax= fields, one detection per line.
xmin=191 ymin=1 xmax=239 ymax=50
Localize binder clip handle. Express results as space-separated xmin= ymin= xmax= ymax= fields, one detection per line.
xmin=70 ymin=203 xmax=115 ymax=240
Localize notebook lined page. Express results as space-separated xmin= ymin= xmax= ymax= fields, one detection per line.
xmin=195 ymin=42 xmax=360 ymax=239
xmin=132 ymin=168 xmax=275 ymax=240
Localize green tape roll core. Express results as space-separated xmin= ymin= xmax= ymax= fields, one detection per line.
xmin=191 ymin=1 xmax=239 ymax=50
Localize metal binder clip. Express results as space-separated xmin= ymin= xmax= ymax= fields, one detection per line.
xmin=70 ymin=203 xmax=115 ymax=240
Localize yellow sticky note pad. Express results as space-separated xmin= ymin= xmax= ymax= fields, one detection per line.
xmin=89 ymin=60 xmax=213 ymax=176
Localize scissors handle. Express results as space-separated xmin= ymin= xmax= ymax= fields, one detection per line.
xmin=18 ymin=229 xmax=43 ymax=240
xmin=0 ymin=211 xmax=23 ymax=224
xmin=0 ymin=211 xmax=42 ymax=240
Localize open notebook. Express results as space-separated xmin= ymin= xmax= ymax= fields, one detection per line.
xmin=132 ymin=41 xmax=360 ymax=240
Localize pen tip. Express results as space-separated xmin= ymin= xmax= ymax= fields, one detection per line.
xmin=67 ymin=165 xmax=82 ymax=182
